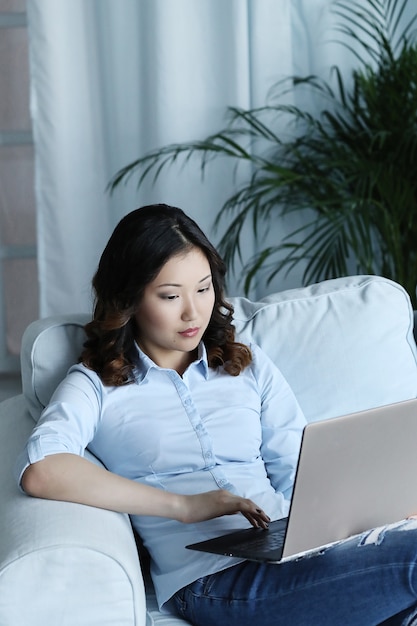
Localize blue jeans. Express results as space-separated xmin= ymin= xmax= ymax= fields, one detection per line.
xmin=172 ymin=520 xmax=417 ymax=626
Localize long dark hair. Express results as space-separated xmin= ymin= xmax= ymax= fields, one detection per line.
xmin=81 ymin=204 xmax=251 ymax=385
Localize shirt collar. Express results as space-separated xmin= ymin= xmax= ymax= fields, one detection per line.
xmin=132 ymin=341 xmax=209 ymax=383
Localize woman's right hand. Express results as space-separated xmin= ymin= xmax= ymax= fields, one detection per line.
xmin=22 ymin=455 xmax=270 ymax=528
xmin=178 ymin=489 xmax=270 ymax=528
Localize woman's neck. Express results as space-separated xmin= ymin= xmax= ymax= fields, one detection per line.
xmin=136 ymin=341 xmax=198 ymax=375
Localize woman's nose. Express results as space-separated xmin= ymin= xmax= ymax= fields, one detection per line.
xmin=181 ymin=298 xmax=197 ymax=321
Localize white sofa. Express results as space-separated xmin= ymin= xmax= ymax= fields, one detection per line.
xmin=1 ymin=275 xmax=417 ymax=625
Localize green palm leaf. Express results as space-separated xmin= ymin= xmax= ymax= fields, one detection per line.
xmin=109 ymin=0 xmax=417 ymax=305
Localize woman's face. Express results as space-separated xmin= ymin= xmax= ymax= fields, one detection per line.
xmin=134 ymin=247 xmax=215 ymax=373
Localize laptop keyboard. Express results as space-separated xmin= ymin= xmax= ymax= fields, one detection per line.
xmin=234 ymin=527 xmax=287 ymax=555
xmin=186 ymin=518 xmax=289 ymax=561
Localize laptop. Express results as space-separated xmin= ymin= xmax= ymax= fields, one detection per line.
xmin=186 ymin=398 xmax=417 ymax=563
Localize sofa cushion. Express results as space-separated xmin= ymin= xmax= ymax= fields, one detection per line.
xmin=230 ymin=275 xmax=417 ymax=423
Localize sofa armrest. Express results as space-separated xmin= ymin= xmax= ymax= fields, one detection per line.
xmin=0 ymin=396 xmax=147 ymax=626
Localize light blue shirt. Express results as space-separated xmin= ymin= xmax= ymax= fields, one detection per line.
xmin=16 ymin=342 xmax=306 ymax=611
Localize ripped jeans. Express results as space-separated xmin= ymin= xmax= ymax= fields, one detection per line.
xmin=172 ymin=519 xmax=417 ymax=626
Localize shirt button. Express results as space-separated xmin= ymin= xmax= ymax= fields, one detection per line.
xmin=205 ymin=451 xmax=213 ymax=459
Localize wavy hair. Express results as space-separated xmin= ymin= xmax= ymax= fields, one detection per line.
xmin=81 ymin=204 xmax=252 ymax=385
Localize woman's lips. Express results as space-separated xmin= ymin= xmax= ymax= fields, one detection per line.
xmin=179 ymin=327 xmax=199 ymax=338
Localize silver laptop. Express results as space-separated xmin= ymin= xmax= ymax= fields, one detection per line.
xmin=187 ymin=398 xmax=417 ymax=563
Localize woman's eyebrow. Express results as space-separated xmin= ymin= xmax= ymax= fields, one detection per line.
xmin=156 ymin=274 xmax=212 ymax=288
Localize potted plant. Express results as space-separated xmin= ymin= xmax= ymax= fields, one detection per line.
xmin=109 ymin=0 xmax=417 ymax=305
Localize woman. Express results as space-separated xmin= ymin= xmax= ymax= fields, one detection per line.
xmin=17 ymin=204 xmax=417 ymax=625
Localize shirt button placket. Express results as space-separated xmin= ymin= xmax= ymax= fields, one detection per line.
xmin=180 ymin=384 xmax=215 ymax=469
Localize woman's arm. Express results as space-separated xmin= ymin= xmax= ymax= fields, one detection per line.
xmin=252 ymin=345 xmax=306 ymax=500
xmin=22 ymin=453 xmax=270 ymax=528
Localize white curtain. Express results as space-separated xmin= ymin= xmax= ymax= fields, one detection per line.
xmin=26 ymin=0 xmax=340 ymax=317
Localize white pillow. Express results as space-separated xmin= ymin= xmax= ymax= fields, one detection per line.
xmin=230 ymin=275 xmax=417 ymax=423
xmin=21 ymin=314 xmax=90 ymax=422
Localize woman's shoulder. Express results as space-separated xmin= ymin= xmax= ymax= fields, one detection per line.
xmin=58 ymin=362 xmax=105 ymax=397
xmin=68 ymin=361 xmax=100 ymax=379
xmin=246 ymin=341 xmax=272 ymax=365
xmin=245 ymin=341 xmax=287 ymax=382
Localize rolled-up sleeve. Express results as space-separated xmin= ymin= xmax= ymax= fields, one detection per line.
xmin=15 ymin=366 xmax=102 ymax=487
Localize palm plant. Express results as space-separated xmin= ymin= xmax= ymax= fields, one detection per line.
xmin=109 ymin=0 xmax=417 ymax=305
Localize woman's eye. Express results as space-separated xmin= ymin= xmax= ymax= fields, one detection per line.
xmin=160 ymin=294 xmax=178 ymax=300
xmin=198 ymin=285 xmax=211 ymax=294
